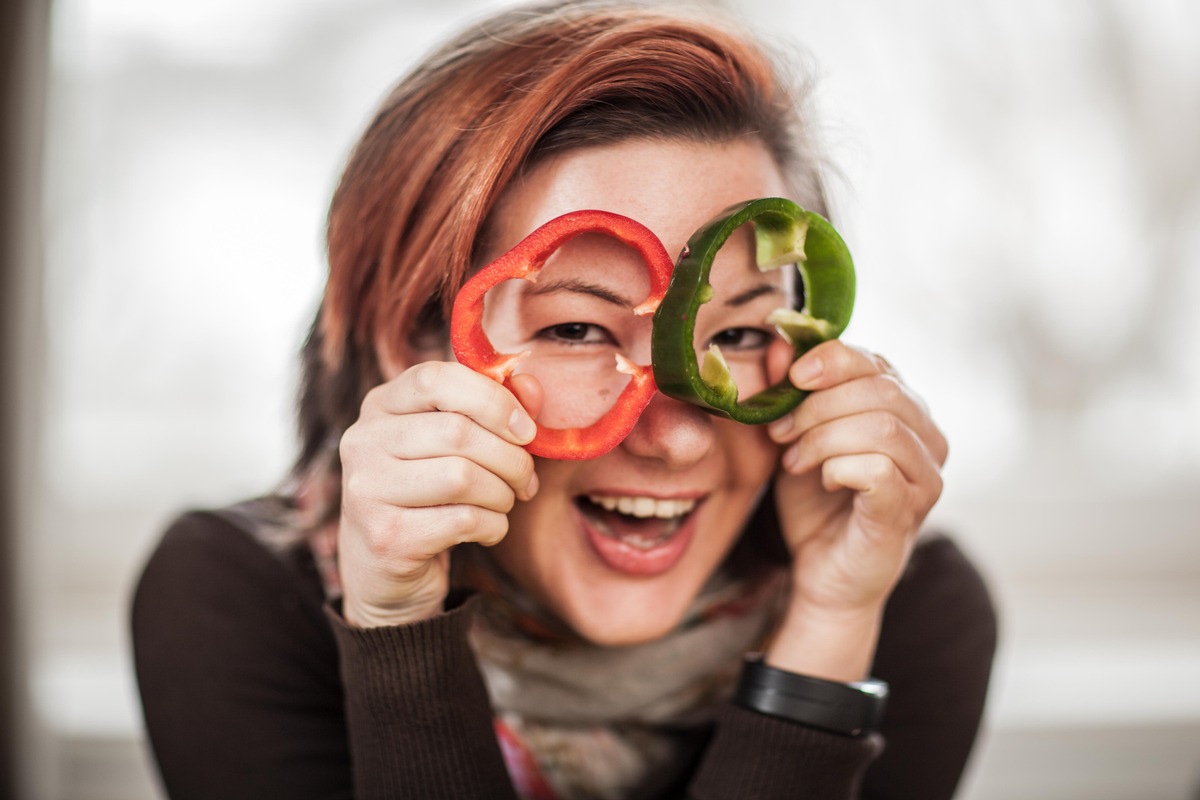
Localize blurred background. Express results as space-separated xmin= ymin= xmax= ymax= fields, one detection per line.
xmin=2 ymin=0 xmax=1198 ymax=797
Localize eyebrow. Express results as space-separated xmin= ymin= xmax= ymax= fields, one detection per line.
xmin=524 ymin=278 xmax=784 ymax=309
xmin=723 ymin=283 xmax=785 ymax=307
xmin=523 ymin=279 xmax=632 ymax=308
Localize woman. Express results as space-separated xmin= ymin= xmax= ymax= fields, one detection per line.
xmin=132 ymin=2 xmax=996 ymax=798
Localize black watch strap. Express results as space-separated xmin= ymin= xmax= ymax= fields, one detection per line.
xmin=734 ymin=654 xmax=888 ymax=737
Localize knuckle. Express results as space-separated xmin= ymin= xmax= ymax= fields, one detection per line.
xmin=445 ymin=504 xmax=482 ymax=535
xmin=440 ymin=412 xmax=475 ymax=451
xmin=363 ymin=509 xmax=407 ymax=556
xmin=928 ymin=471 xmax=945 ymax=502
xmin=443 ymin=457 xmax=474 ymax=495
xmin=839 ymin=341 xmax=869 ymax=365
xmin=477 ymin=512 xmax=510 ymax=547
xmin=936 ymin=435 xmax=950 ymax=465
xmin=359 ymin=382 xmax=387 ymax=416
xmin=341 ymin=470 xmax=371 ymax=504
xmin=873 ymin=411 xmax=903 ymax=442
xmin=868 ymin=455 xmax=897 ymax=483
xmin=408 ymin=360 xmax=442 ymax=396
xmin=874 ymin=374 xmax=904 ymax=405
xmin=337 ymin=429 xmax=358 ymax=462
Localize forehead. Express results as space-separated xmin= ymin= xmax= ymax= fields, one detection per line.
xmin=485 ymin=137 xmax=790 ymax=265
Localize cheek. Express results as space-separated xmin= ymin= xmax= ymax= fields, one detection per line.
xmin=490 ymin=458 xmax=577 ymax=565
xmin=717 ymin=421 xmax=779 ymax=485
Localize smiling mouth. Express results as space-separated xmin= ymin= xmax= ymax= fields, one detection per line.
xmin=576 ymin=494 xmax=699 ymax=550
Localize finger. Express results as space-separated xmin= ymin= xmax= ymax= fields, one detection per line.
xmin=345 ymin=452 xmax=518 ymax=514
xmin=785 ymin=340 xmax=895 ymax=392
xmin=781 ymin=411 xmax=943 ymax=498
xmin=392 ymin=504 xmax=512 ymax=552
xmin=769 ymin=374 xmax=948 ymax=466
xmin=820 ymin=453 xmax=914 ymax=529
xmin=355 ymin=505 xmax=511 ymax=564
xmin=350 ymin=411 xmax=538 ymax=500
xmin=363 ymin=361 xmax=537 ymax=446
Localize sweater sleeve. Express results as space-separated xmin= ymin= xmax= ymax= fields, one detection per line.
xmin=688 ymin=534 xmax=996 ymax=800
xmin=131 ymin=512 xmax=353 ymax=800
xmin=862 ymin=534 xmax=998 ymax=799
xmin=133 ymin=512 xmax=517 ymax=800
xmin=324 ymin=595 xmax=517 ymax=800
xmin=688 ymin=707 xmax=884 ymax=799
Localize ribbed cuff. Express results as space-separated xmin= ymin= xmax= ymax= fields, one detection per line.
xmin=688 ymin=702 xmax=884 ymax=800
xmin=324 ymin=595 xmax=517 ymax=800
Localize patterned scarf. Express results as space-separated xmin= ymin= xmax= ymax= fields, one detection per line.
xmin=453 ymin=546 xmax=787 ymax=799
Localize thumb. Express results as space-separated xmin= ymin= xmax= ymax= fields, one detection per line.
xmin=767 ymin=337 xmax=794 ymax=386
xmin=508 ymin=373 xmax=545 ymax=422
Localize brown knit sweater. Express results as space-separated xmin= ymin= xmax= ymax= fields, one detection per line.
xmin=132 ymin=509 xmax=996 ymax=799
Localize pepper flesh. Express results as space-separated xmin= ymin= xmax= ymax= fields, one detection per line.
xmin=450 ymin=210 xmax=673 ymax=459
xmin=651 ymin=197 xmax=855 ymax=424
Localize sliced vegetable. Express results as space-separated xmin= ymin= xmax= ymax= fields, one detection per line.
xmin=450 ymin=210 xmax=673 ymax=460
xmin=651 ymin=197 xmax=855 ymax=424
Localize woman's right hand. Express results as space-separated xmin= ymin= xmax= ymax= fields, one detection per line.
xmin=336 ymin=361 xmax=540 ymax=628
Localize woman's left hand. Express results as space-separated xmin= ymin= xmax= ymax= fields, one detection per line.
xmin=763 ymin=339 xmax=948 ymax=679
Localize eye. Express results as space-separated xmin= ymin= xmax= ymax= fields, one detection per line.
xmin=536 ymin=322 xmax=613 ymax=346
xmin=708 ymin=327 xmax=772 ymax=351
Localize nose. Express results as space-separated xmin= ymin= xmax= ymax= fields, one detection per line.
xmin=619 ymin=390 xmax=715 ymax=469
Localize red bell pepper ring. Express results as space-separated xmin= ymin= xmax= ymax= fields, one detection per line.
xmin=450 ymin=210 xmax=673 ymax=460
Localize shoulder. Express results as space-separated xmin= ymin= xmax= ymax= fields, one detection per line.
xmin=131 ymin=505 xmax=335 ymax=678
xmin=137 ymin=507 xmax=310 ymax=600
xmin=891 ymin=533 xmax=996 ymax=621
xmin=876 ymin=533 xmax=998 ymax=674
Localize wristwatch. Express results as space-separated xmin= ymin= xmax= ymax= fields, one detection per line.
xmin=734 ymin=653 xmax=889 ymax=737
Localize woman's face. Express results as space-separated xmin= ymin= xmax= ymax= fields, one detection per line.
xmin=476 ymin=138 xmax=791 ymax=646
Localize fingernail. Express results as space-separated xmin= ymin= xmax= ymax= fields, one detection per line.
xmin=782 ymin=445 xmax=801 ymax=471
xmin=768 ymin=414 xmax=793 ymax=439
xmin=524 ymin=472 xmax=539 ymax=499
xmin=509 ymin=410 xmax=537 ymax=442
xmin=790 ymin=356 xmax=823 ymax=388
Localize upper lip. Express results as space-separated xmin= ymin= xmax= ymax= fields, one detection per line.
xmin=579 ymin=492 xmax=705 ymax=520
xmin=580 ymin=489 xmax=708 ymax=500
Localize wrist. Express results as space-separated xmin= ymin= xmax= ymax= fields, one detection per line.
xmin=341 ymin=593 xmax=444 ymax=629
xmin=765 ymin=600 xmax=883 ymax=683
xmin=735 ymin=653 xmax=889 ymax=737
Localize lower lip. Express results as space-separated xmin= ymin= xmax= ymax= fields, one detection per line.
xmin=574 ymin=503 xmax=699 ymax=577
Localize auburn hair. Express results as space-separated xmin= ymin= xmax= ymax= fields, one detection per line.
xmin=296 ymin=0 xmax=827 ymax=477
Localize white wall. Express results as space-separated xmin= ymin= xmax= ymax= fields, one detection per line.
xmin=29 ymin=0 xmax=1200 ymax=797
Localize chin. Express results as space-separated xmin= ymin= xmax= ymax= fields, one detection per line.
xmin=565 ymin=605 xmax=685 ymax=647
xmin=550 ymin=571 xmax=702 ymax=647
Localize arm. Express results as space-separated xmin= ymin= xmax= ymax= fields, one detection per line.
xmin=863 ymin=534 xmax=997 ymax=799
xmin=688 ymin=536 xmax=995 ymax=800
xmin=131 ymin=512 xmax=353 ymax=800
xmin=690 ymin=340 xmax=986 ymax=799
xmin=132 ymin=512 xmax=517 ymax=800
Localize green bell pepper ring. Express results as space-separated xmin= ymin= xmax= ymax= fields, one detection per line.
xmin=651 ymin=197 xmax=856 ymax=424
xmin=450 ymin=209 xmax=673 ymax=460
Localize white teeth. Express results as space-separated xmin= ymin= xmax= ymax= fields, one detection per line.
xmin=587 ymin=495 xmax=697 ymax=519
